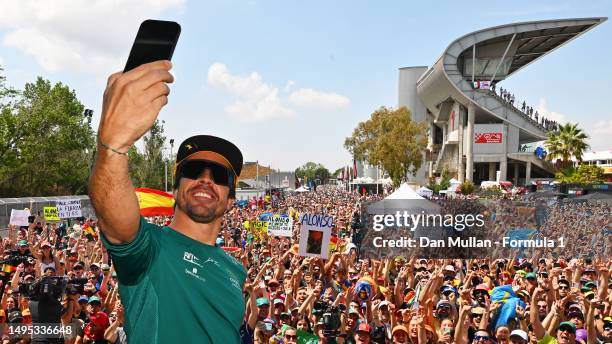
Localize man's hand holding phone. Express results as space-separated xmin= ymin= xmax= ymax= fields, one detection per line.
xmin=98 ymin=60 xmax=174 ymax=153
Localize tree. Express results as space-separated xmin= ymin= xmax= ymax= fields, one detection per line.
xmin=344 ymin=106 xmax=427 ymax=188
xmin=555 ymin=164 xmax=604 ymax=184
xmin=545 ymin=123 xmax=589 ymax=168
xmin=333 ymin=167 xmax=343 ymax=178
xmin=295 ymin=162 xmax=331 ymax=184
xmin=128 ymin=120 xmax=171 ymax=190
xmin=0 ymin=76 xmax=95 ymax=197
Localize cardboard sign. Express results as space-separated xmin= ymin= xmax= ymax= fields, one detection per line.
xmin=475 ymin=132 xmax=502 ymax=144
xmin=267 ymin=215 xmax=293 ymax=237
xmin=252 ymin=220 xmax=269 ymax=241
xmin=56 ymin=199 xmax=82 ymax=219
xmin=9 ymin=209 xmax=30 ymax=226
xmin=43 ymin=207 xmax=60 ymax=221
xmin=298 ymin=213 xmax=333 ymax=259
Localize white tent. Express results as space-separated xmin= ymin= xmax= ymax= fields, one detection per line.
xmin=385 ymin=183 xmax=424 ymax=200
xmin=352 ymin=177 xmax=375 ymax=184
xmin=416 ymin=186 xmax=433 ymax=198
xmin=295 ymin=186 xmax=310 ymax=193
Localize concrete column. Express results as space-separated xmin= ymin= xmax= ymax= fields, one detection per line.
xmin=457 ymin=105 xmax=465 ymax=183
xmin=465 ymin=104 xmax=475 ymax=182
xmin=488 ymin=162 xmax=496 ymax=181
xmin=514 ymin=163 xmax=520 ymax=185
xmin=525 ymin=161 xmax=532 ymax=186
xmin=427 ymin=120 xmax=434 ymax=150
xmin=442 ymin=124 xmax=447 ymax=144
xmin=499 ymin=157 xmax=508 ymax=181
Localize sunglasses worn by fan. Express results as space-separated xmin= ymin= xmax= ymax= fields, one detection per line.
xmin=474 ymin=335 xmax=491 ymax=341
xmin=178 ymin=160 xmax=234 ymax=187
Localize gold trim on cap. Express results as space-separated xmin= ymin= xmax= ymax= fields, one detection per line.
xmin=175 ymin=150 xmax=238 ymax=176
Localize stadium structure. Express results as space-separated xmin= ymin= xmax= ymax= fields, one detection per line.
xmin=397 ymin=17 xmax=606 ymax=186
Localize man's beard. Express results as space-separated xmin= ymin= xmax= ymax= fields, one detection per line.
xmin=176 ymin=191 xmax=224 ymax=224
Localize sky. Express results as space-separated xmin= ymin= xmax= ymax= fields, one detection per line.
xmin=0 ymin=0 xmax=610 ymax=172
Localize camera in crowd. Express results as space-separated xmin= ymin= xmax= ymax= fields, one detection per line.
xmin=18 ymin=276 xmax=68 ymax=301
xmin=0 ymin=255 xmax=35 ymax=267
xmin=313 ymin=301 xmax=343 ymax=339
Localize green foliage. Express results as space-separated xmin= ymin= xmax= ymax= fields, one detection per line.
xmin=344 ymin=106 xmax=427 ymax=188
xmin=295 ymin=162 xmax=331 ymax=184
xmin=333 ymin=167 xmax=343 ymax=178
xmin=0 ymin=76 xmax=94 ymax=197
xmin=128 ymin=120 xmax=172 ymax=190
xmin=439 ymin=170 xmax=451 ymax=191
xmin=459 ymin=180 xmax=475 ymax=195
xmin=545 ymin=123 xmax=589 ymax=167
xmin=555 ymin=164 xmax=604 ymax=185
xmin=477 ymin=185 xmax=503 ymax=197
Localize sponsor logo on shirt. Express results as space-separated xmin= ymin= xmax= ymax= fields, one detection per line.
xmin=229 ymin=275 xmax=241 ymax=291
xmin=185 ymin=268 xmax=206 ymax=283
xmin=201 ymin=257 xmax=221 ymax=268
xmin=183 ymin=251 xmax=202 ymax=267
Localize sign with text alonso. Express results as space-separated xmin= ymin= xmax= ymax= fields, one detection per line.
xmin=298 ymin=213 xmax=332 ymax=260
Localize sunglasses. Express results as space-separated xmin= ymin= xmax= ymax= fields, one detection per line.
xmin=471 ymin=313 xmax=483 ymax=318
xmin=475 ymin=335 xmax=491 ymax=341
xmin=179 ymin=160 xmax=234 ymax=187
xmin=559 ymin=285 xmax=569 ymax=290
xmin=285 ymin=334 xmax=297 ymax=340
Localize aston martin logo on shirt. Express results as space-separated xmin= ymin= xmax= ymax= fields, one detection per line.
xmin=183 ymin=251 xmax=202 ymax=267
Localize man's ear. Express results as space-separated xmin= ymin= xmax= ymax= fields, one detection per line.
xmin=226 ymin=197 xmax=235 ymax=211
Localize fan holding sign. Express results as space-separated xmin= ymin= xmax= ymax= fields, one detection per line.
xmin=298 ymin=213 xmax=333 ymax=260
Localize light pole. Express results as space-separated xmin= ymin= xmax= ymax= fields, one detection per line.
xmin=84 ymin=109 xmax=94 ymax=174
xmin=164 ymin=139 xmax=175 ymax=192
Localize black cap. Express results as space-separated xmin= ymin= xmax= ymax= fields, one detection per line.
xmin=174 ymin=135 xmax=243 ymax=181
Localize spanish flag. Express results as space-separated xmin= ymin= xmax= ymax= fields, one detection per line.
xmin=135 ymin=188 xmax=175 ymax=216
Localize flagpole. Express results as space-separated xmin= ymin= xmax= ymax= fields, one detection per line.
xmin=256 ymin=160 xmax=259 ymax=203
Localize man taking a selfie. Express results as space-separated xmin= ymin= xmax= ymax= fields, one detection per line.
xmin=89 ymin=60 xmax=246 ymax=343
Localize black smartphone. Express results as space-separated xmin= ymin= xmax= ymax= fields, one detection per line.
xmin=124 ymin=20 xmax=181 ymax=72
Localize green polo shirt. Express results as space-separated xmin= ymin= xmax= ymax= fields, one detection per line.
xmin=101 ymin=217 xmax=246 ymax=343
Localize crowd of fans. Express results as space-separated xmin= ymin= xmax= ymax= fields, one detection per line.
xmin=0 ymin=186 xmax=609 ymax=343
xmin=489 ymin=84 xmax=559 ymax=132
xmin=1 ymin=219 xmax=125 ymax=343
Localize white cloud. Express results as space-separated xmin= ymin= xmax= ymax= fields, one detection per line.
xmin=589 ymin=120 xmax=612 ymax=151
xmin=0 ymin=0 xmax=185 ymax=75
xmin=288 ymin=88 xmax=350 ymax=109
xmin=535 ymin=97 xmax=567 ymax=123
xmin=284 ymin=80 xmax=295 ymax=92
xmin=207 ymin=62 xmax=350 ymax=122
xmin=207 ymin=62 xmax=295 ymax=122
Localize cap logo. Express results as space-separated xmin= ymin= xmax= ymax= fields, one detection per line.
xmin=185 ymin=144 xmax=193 ymax=150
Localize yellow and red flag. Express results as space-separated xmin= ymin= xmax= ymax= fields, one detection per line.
xmin=135 ymin=188 xmax=175 ymax=216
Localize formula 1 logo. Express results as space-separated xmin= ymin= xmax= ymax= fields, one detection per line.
xmin=475 ymin=132 xmax=502 ymax=144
